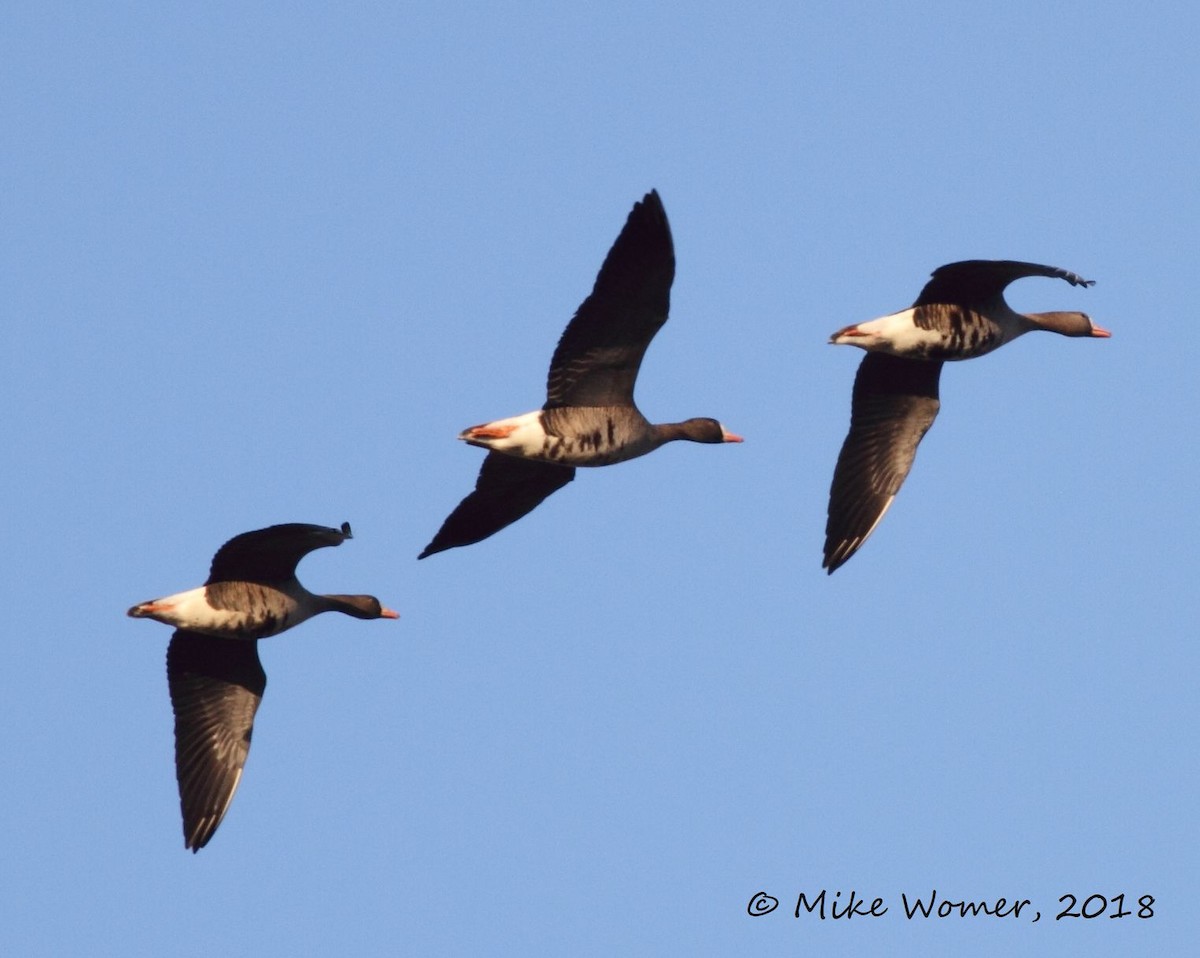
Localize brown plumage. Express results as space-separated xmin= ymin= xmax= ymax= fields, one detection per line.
xmin=421 ymin=191 xmax=741 ymax=559
xmin=128 ymin=522 xmax=399 ymax=851
xmin=824 ymin=260 xmax=1110 ymax=573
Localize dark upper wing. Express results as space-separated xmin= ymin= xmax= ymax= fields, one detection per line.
xmin=418 ymin=452 xmax=575 ymax=558
xmin=824 ymin=353 xmax=942 ymax=573
xmin=206 ymin=522 xmax=351 ymax=585
xmin=913 ymin=260 xmax=1095 ymax=308
xmin=544 ymin=191 xmax=675 ymax=409
xmin=166 ymin=630 xmax=266 ymax=852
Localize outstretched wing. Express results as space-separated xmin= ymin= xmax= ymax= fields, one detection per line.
xmin=419 ymin=453 xmax=576 ymax=558
xmin=824 ymin=353 xmax=942 ymax=573
xmin=544 ymin=191 xmax=675 ymax=409
xmin=914 ymin=260 xmax=1094 ymax=308
xmin=206 ymin=522 xmax=351 ymax=585
xmin=166 ymin=630 xmax=266 ymax=852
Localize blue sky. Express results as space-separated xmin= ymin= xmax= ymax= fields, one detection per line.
xmin=3 ymin=2 xmax=1195 ymax=955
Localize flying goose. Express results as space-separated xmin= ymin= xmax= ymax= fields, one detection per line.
xmin=128 ymin=522 xmax=399 ymax=851
xmin=420 ymin=190 xmax=741 ymax=559
xmin=824 ymin=259 xmax=1110 ymax=573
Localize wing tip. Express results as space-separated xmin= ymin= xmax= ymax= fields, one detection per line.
xmin=821 ymin=543 xmax=855 ymax=575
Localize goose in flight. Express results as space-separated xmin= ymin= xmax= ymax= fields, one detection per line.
xmin=421 ymin=191 xmax=741 ymax=559
xmin=128 ymin=522 xmax=399 ymax=851
xmin=824 ymin=260 xmax=1109 ymax=573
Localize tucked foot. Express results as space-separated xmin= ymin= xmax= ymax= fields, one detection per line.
xmin=127 ymin=600 xmax=175 ymax=617
xmin=461 ymin=423 xmax=519 ymax=440
xmin=829 ymin=324 xmax=871 ymax=343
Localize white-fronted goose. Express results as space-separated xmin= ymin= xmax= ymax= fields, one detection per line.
xmin=420 ymin=190 xmax=741 ymax=559
xmin=824 ymin=260 xmax=1110 ymax=574
xmin=128 ymin=522 xmax=399 ymax=851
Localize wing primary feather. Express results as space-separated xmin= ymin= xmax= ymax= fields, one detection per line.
xmin=544 ymin=191 xmax=675 ymax=409
xmin=419 ymin=453 xmax=576 ymax=558
xmin=824 ymin=354 xmax=942 ymax=573
xmin=166 ymin=631 xmax=266 ymax=851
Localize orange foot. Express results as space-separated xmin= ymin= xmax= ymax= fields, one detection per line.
xmin=465 ymin=423 xmax=518 ymax=439
xmin=128 ymin=600 xmax=175 ymax=616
